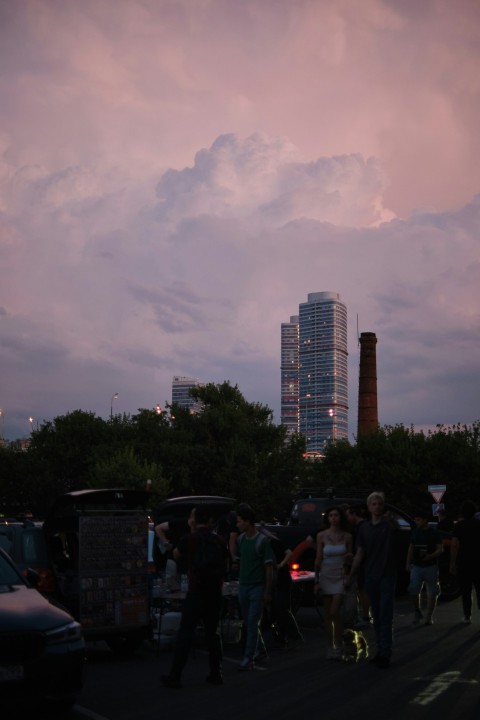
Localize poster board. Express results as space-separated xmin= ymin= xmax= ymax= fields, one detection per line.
xmin=78 ymin=515 xmax=149 ymax=629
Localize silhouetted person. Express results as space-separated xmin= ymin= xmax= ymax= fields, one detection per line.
xmin=450 ymin=500 xmax=480 ymax=624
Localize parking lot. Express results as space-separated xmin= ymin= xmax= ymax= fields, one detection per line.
xmin=72 ymin=595 xmax=480 ymax=720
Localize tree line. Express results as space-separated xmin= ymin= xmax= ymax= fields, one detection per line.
xmin=0 ymin=381 xmax=479 ymax=521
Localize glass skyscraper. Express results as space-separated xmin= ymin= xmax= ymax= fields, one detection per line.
xmin=280 ymin=315 xmax=299 ymax=438
xmin=281 ymin=292 xmax=348 ymax=453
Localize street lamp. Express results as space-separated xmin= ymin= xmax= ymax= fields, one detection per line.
xmin=110 ymin=393 xmax=119 ymax=419
xmin=28 ymin=416 xmax=38 ymax=432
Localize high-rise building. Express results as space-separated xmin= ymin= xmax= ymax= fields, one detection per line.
xmin=171 ymin=376 xmax=204 ymax=414
xmin=281 ymin=292 xmax=348 ymax=453
xmin=280 ymin=315 xmax=299 ymax=438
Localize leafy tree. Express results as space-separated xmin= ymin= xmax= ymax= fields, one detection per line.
xmin=4 ymin=387 xmax=478 ymax=523
xmin=91 ymin=446 xmax=170 ymax=504
xmin=315 ymin=422 xmax=480 ymax=517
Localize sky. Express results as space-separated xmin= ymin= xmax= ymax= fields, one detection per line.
xmin=1 ymin=0 xmax=479 ymax=443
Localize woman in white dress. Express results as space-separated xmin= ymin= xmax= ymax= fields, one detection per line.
xmin=314 ymin=506 xmax=353 ymax=659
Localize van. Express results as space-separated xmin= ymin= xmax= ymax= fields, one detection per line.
xmin=43 ymin=488 xmax=151 ymax=655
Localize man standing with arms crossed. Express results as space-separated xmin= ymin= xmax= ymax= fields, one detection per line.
xmin=345 ymin=492 xmax=399 ymax=668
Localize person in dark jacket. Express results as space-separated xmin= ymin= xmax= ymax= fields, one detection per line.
xmin=450 ymin=500 xmax=480 ymax=624
xmin=345 ymin=492 xmax=399 ymax=669
xmin=161 ymin=506 xmax=228 ymax=688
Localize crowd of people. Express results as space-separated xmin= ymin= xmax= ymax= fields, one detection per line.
xmin=158 ymin=493 xmax=480 ymax=687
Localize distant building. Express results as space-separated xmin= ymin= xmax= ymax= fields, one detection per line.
xmin=171 ymin=376 xmax=205 ymax=414
xmin=281 ymin=291 xmax=348 ymax=453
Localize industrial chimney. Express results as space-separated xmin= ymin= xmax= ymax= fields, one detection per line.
xmin=357 ymin=332 xmax=378 ymax=438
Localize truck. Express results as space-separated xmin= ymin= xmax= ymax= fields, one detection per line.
xmin=42 ymin=488 xmax=151 ymax=656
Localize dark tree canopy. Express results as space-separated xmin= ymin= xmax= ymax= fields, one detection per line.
xmin=1 ymin=387 xmax=478 ymax=523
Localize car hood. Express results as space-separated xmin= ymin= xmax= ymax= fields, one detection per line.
xmin=0 ymin=584 xmax=74 ymax=632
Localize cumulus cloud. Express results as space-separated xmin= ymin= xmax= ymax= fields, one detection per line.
xmin=0 ymin=0 xmax=479 ymax=441
xmin=155 ymin=133 xmax=393 ymax=227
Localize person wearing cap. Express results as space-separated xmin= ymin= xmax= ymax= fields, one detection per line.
xmin=406 ymin=510 xmax=443 ymax=625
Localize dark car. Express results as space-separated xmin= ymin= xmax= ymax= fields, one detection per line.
xmin=153 ymin=495 xmax=237 ymax=525
xmin=0 ymin=519 xmax=57 ymax=595
xmin=0 ymin=547 xmax=86 ymax=713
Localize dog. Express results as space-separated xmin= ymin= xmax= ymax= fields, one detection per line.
xmin=341 ymin=629 xmax=369 ymax=663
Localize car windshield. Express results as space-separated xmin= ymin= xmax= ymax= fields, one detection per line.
xmin=0 ymin=551 xmax=25 ymax=587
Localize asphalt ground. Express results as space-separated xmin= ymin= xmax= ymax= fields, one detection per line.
xmin=72 ymin=593 xmax=480 ymax=720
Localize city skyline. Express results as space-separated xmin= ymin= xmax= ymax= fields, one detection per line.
xmin=1 ymin=1 xmax=479 ymax=442
xmin=281 ymin=292 xmax=349 ymax=453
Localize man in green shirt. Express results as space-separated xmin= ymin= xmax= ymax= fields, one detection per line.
xmin=235 ymin=503 xmax=274 ymax=671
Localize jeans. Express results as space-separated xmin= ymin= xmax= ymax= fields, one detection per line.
xmin=408 ymin=564 xmax=440 ymax=598
xmin=365 ymin=574 xmax=396 ymax=658
xmin=169 ymin=591 xmax=223 ymax=680
xmin=238 ymin=583 xmax=266 ymax=661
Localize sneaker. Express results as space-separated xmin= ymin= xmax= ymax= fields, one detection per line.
xmin=237 ymin=658 xmax=254 ymax=671
xmin=424 ymin=617 xmax=434 ymax=626
xmin=206 ymin=673 xmax=224 ymax=686
xmin=462 ymin=616 xmax=472 ymax=624
xmin=161 ymin=674 xmax=182 ymax=688
xmin=413 ymin=609 xmax=423 ymax=624
xmin=253 ymin=650 xmax=269 ymax=664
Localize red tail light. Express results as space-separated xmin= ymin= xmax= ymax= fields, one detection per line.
xmin=291 ymin=562 xmax=300 ymax=571
xmin=23 ymin=567 xmax=58 ymax=595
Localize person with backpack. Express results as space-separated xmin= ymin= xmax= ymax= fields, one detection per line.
xmin=161 ymin=505 xmax=228 ymax=688
xmin=235 ymin=503 xmax=274 ymax=671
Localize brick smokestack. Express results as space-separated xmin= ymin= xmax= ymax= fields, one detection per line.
xmin=357 ymin=332 xmax=378 ymax=438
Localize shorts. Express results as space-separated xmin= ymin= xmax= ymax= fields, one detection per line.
xmin=408 ymin=564 xmax=440 ymax=597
